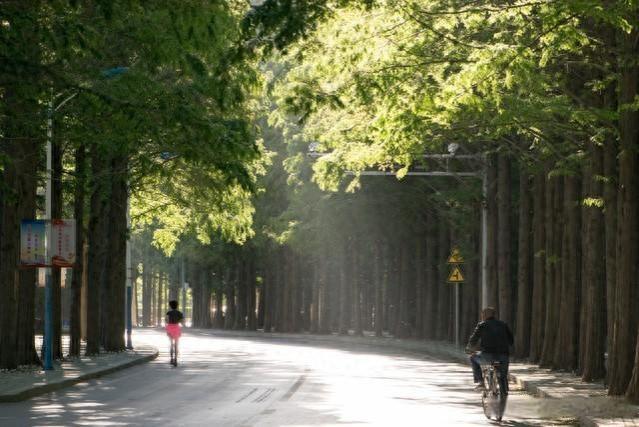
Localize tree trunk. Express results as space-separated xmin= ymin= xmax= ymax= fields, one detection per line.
xmin=13 ymin=116 xmax=40 ymax=366
xmin=396 ymin=244 xmax=410 ymax=338
xmin=102 ymin=154 xmax=127 ymax=352
xmin=310 ymin=258 xmax=320 ymax=333
xmin=142 ymin=263 xmax=151 ymax=327
xmin=51 ymin=136 xmax=63 ymax=359
xmin=318 ymin=253 xmax=331 ymax=334
xmin=436 ymin=220 xmax=450 ymax=341
xmin=352 ymin=249 xmax=363 ymax=336
xmin=415 ymin=237 xmax=425 ymax=339
xmin=424 ymin=216 xmax=439 ymax=340
xmin=85 ymin=144 xmax=112 ymax=355
xmin=603 ymin=90 xmax=618 ymax=382
xmin=234 ymin=255 xmax=247 ymax=330
xmin=553 ymin=174 xmax=581 ymax=371
xmin=497 ymin=153 xmax=513 ymax=326
xmin=157 ymin=273 xmax=164 ymax=326
xmin=486 ymin=153 xmax=499 ymax=310
xmin=514 ymin=170 xmax=532 ymax=359
xmin=374 ymin=240 xmax=383 ymax=337
xmin=224 ymin=266 xmax=236 ymax=330
xmin=214 ymin=289 xmax=224 ymax=328
xmin=614 ymin=11 xmax=639 ymax=398
xmin=247 ymin=259 xmax=257 ymax=331
xmin=338 ymin=244 xmax=350 ymax=335
xmin=69 ymin=143 xmax=87 ymax=357
xmin=540 ymin=175 xmax=562 ymax=367
xmin=0 ymin=0 xmax=42 ymax=372
xmin=529 ymin=171 xmax=546 ymax=362
xmin=263 ymin=256 xmax=274 ymax=332
xmin=582 ymin=141 xmax=606 ymax=381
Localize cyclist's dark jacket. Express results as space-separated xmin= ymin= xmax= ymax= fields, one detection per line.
xmin=468 ymin=317 xmax=513 ymax=355
xmin=166 ymin=309 xmax=184 ymax=325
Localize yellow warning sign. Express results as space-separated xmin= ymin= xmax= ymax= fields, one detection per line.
xmin=448 ymin=266 xmax=465 ymax=283
xmin=447 ymin=247 xmax=464 ymax=264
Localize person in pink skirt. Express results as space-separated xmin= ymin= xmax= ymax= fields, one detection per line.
xmin=165 ymin=300 xmax=184 ymax=366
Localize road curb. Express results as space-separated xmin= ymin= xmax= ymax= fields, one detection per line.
xmin=0 ymin=347 xmax=158 ymax=402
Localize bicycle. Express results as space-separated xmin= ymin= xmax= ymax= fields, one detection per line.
xmin=480 ymin=359 xmax=508 ymax=422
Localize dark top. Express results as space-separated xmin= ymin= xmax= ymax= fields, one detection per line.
xmin=468 ymin=317 xmax=514 ymax=355
xmin=166 ymin=309 xmax=184 ymax=325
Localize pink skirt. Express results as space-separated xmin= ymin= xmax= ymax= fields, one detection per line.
xmin=166 ymin=323 xmax=181 ymax=339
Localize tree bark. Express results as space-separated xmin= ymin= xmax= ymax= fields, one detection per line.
xmin=102 ymin=154 xmax=127 ymax=352
xmin=540 ymin=175 xmax=562 ymax=367
xmin=554 ymin=174 xmax=581 ymax=371
xmin=374 ymin=240 xmax=384 ymax=337
xmin=615 ymin=9 xmax=639 ymax=398
xmin=581 ymin=141 xmax=606 ymax=381
xmin=529 ymin=171 xmax=546 ymax=362
xmin=436 ymin=219 xmax=450 ymax=341
xmin=263 ymin=255 xmax=274 ymax=332
xmin=514 ymin=170 xmax=532 ymax=359
xmin=51 ymin=135 xmax=63 ymax=359
xmin=352 ymin=248 xmax=363 ymax=336
xmin=396 ymin=243 xmax=410 ymax=338
xmin=424 ymin=216 xmax=439 ymax=340
xmin=338 ymin=243 xmax=350 ymax=335
xmin=224 ymin=265 xmax=236 ymax=330
xmin=415 ymin=237 xmax=425 ymax=339
xmin=247 ymin=259 xmax=257 ymax=331
xmin=85 ymin=144 xmax=112 ymax=355
xmin=310 ymin=258 xmax=320 ymax=333
xmin=234 ymin=254 xmax=247 ymax=330
xmin=497 ymin=153 xmax=513 ymax=326
xmin=70 ymin=143 xmax=87 ymax=357
xmin=318 ymin=252 xmax=331 ymax=334
xmin=486 ymin=153 xmax=499 ymax=310
xmin=13 ymin=113 xmax=40 ymax=366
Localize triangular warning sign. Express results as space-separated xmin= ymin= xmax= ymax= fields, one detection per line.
xmin=447 ymin=247 xmax=464 ymax=264
xmin=448 ymin=266 xmax=465 ymax=283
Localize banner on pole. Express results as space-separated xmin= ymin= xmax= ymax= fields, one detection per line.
xmin=20 ymin=220 xmax=47 ymax=266
xmin=51 ymin=219 xmax=76 ymax=267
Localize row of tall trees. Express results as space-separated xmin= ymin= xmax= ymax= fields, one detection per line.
xmin=0 ymin=1 xmax=261 ymax=369
xmin=190 ymin=0 xmax=638 ymax=403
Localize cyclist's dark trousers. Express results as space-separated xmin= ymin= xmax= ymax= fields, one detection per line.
xmin=470 ymin=352 xmax=509 ymax=393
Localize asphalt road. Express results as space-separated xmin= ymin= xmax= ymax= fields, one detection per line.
xmin=0 ymin=329 xmax=578 ymax=426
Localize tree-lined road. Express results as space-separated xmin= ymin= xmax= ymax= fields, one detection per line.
xmin=1 ymin=330 xmax=576 ymax=426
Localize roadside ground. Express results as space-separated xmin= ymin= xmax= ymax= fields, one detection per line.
xmin=0 ymin=342 xmax=157 ymax=402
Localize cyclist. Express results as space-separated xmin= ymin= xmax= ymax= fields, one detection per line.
xmin=466 ymin=307 xmax=513 ymax=393
xmin=165 ymin=300 xmax=184 ymax=366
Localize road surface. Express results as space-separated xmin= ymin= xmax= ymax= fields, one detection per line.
xmin=1 ymin=329 xmax=578 ymax=426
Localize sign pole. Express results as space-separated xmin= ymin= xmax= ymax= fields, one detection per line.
xmin=455 ymin=283 xmax=460 ymax=348
xmin=43 ymin=98 xmax=54 ymax=371
xmin=447 ymin=247 xmax=464 ymax=348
